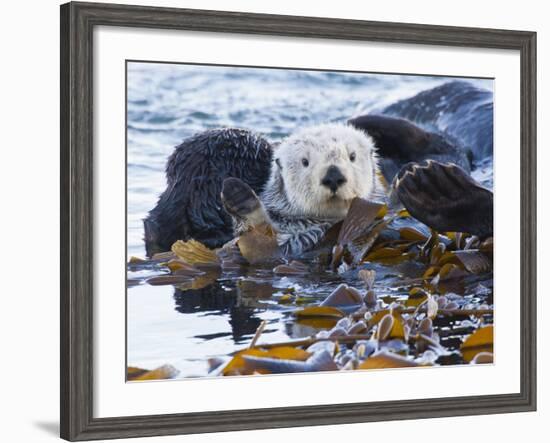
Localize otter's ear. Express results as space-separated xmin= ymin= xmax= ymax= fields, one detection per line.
xmin=275 ymin=158 xmax=283 ymax=170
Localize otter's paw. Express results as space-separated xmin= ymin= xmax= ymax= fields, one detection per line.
xmin=394 ymin=160 xmax=493 ymax=238
xmin=221 ymin=178 xmax=262 ymax=219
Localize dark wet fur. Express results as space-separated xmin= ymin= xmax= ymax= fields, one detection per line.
xmin=382 ymin=80 xmax=493 ymax=160
xmin=395 ymin=161 xmax=493 ymax=238
xmin=349 ymin=114 xmax=471 ymax=183
xmin=221 ymin=177 xmax=261 ymax=219
xmin=144 ymin=128 xmax=272 ymax=256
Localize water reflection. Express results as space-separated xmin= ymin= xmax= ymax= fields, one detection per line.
xmin=173 ymin=280 xmax=271 ymax=344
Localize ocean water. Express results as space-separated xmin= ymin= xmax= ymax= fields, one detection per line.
xmin=126 ymin=62 xmax=493 ymax=377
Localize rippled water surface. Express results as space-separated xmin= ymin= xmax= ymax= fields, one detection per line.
xmin=127 ymin=62 xmax=493 ymax=377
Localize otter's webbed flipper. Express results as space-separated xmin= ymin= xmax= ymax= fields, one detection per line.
xmin=221 ymin=177 xmax=270 ymax=233
xmin=393 ymin=161 xmax=493 ymax=238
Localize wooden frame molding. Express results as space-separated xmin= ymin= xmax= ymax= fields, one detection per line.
xmin=60 ymin=2 xmax=536 ymax=440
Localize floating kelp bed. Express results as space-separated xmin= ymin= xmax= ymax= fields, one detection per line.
xmin=127 ymin=202 xmax=493 ymax=380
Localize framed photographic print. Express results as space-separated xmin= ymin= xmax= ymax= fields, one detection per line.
xmin=60 ymin=1 xmax=537 ymax=441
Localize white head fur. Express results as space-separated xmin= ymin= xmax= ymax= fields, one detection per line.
xmin=263 ymin=123 xmax=379 ymax=220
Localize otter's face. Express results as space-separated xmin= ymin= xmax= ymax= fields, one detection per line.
xmin=274 ymin=123 xmax=379 ymax=220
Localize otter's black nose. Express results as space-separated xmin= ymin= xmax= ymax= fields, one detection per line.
xmin=321 ymin=166 xmax=347 ymax=193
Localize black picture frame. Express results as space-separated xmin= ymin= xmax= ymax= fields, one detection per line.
xmin=60 ymin=2 xmax=537 ymax=441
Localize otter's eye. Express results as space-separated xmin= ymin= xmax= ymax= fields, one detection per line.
xmin=349 ymin=152 xmax=356 ymax=162
xmin=302 ymin=158 xmax=309 ymax=167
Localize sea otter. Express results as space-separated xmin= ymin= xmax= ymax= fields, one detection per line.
xmin=221 ymin=123 xmax=382 ymax=256
xmin=144 ymin=123 xmax=381 ymax=256
xmin=143 ymin=81 xmax=494 ymax=256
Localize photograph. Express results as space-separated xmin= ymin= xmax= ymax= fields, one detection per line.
xmin=125 ymin=61 xmax=495 ymax=380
